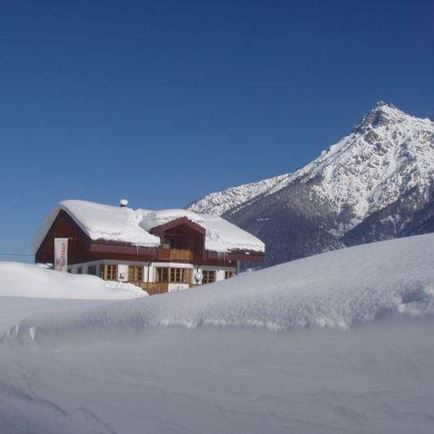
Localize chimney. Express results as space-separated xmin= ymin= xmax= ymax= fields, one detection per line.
xmin=120 ymin=199 xmax=128 ymax=208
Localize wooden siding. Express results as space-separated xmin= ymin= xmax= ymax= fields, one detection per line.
xmin=35 ymin=210 xmax=92 ymax=265
xmin=169 ymin=248 xmax=194 ymax=262
xmin=130 ymin=282 xmax=199 ymax=296
xmin=204 ymin=250 xmax=264 ymax=265
xmin=131 ymin=281 xmax=169 ymax=295
xmin=89 ymin=242 xmax=159 ymax=262
xmin=150 ymin=217 xmax=206 ymax=237
xmin=151 ymin=219 xmax=206 ymax=264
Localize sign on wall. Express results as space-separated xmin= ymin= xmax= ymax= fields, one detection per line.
xmin=54 ymin=238 xmax=68 ymax=272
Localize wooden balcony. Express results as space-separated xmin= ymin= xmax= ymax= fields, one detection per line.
xmin=169 ymin=248 xmax=193 ymax=262
xmin=130 ymin=281 xmax=200 ymax=296
xmin=155 ymin=248 xmax=194 ymax=262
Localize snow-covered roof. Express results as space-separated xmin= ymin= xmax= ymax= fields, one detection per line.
xmin=33 ymin=200 xmax=265 ymax=254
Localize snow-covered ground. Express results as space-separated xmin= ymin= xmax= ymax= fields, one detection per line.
xmin=2 ymin=235 xmax=434 ymax=433
xmin=0 ymin=262 xmax=145 ymax=300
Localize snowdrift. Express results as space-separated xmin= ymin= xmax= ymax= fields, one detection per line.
xmin=0 ymin=262 xmax=144 ymax=300
xmin=2 ymin=236 xmax=434 ymax=434
xmin=4 ymin=234 xmax=434 ymax=346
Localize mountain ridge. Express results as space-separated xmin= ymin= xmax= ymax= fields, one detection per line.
xmin=188 ymin=102 xmax=434 ymax=265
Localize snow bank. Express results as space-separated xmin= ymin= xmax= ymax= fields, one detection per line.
xmin=5 ymin=234 xmax=434 ymax=345
xmin=0 ymin=262 xmax=145 ymax=300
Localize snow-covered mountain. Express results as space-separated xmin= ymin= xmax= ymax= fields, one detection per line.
xmin=188 ymin=102 xmax=434 ymax=265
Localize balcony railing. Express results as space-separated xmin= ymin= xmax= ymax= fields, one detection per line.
xmin=168 ymin=248 xmax=194 ymax=262
xmin=131 ymin=281 xmax=170 ymax=295
xmin=130 ymin=281 xmax=199 ymax=295
xmin=155 ymin=248 xmax=194 ymax=262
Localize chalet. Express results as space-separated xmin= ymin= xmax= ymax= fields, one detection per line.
xmin=33 ymin=200 xmax=265 ymax=295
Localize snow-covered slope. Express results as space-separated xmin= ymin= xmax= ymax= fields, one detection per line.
xmin=5 ymin=233 xmax=434 ymax=345
xmin=188 ymin=102 xmax=434 ymax=264
xmin=187 ymin=174 xmax=289 ymax=217
xmin=0 ymin=262 xmax=144 ymax=300
xmin=2 ymin=235 xmax=434 ymax=434
xmin=3 ymin=235 xmax=434 ymax=433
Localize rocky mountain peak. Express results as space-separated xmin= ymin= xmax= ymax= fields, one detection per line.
xmin=187 ymin=103 xmax=434 ymax=266
xmin=352 ymin=101 xmax=407 ymax=133
xmin=374 ymin=100 xmax=396 ymax=109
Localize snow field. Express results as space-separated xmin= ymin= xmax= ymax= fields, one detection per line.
xmin=1 ymin=234 xmax=434 ymax=433
xmin=4 ymin=233 xmax=434 ymax=346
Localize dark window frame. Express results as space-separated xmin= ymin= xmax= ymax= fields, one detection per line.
xmin=202 ymin=270 xmax=216 ymax=284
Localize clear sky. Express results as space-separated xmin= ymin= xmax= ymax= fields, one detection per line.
xmin=0 ymin=0 xmax=433 ymax=260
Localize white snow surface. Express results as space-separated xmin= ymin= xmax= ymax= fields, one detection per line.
xmin=2 ymin=235 xmax=434 ymax=433
xmin=187 ymin=173 xmax=289 ymax=216
xmin=7 ymin=233 xmax=434 ymax=345
xmin=189 ymin=102 xmax=434 ymax=230
xmin=33 ymin=200 xmax=264 ymax=254
xmin=0 ymin=262 xmax=145 ymax=300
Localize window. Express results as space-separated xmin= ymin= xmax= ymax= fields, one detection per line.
xmin=105 ymin=264 xmax=118 ymax=281
xmin=156 ymin=267 xmax=188 ymax=283
xmin=88 ymin=265 xmax=97 ymax=276
xmin=156 ymin=267 xmax=169 ymax=283
xmin=163 ymin=235 xmax=191 ymax=250
xmin=225 ymin=271 xmax=235 ymax=279
xmin=202 ymin=270 xmax=216 ymax=284
xmin=170 ymin=267 xmax=185 ymax=283
xmin=77 ymin=267 xmax=82 ymax=274
xmin=128 ymin=266 xmax=143 ymax=281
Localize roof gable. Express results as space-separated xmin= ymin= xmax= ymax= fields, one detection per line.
xmin=149 ymin=217 xmax=206 ymax=237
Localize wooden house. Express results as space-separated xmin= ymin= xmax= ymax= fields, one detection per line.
xmin=33 ymin=200 xmax=265 ymax=295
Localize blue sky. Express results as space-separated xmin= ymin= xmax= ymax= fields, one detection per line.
xmin=0 ymin=0 xmax=433 ymax=259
